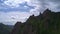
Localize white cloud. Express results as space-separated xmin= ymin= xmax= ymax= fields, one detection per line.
xmin=0 ymin=11 xmax=32 ymax=25
xmin=1 ymin=0 xmax=41 ymax=25
xmin=4 ymin=0 xmax=41 ymax=15
xmin=27 ymin=0 xmax=42 ymax=16
xmin=1 ymin=0 xmax=60 ymax=25
xmin=4 ymin=0 xmax=31 ymax=8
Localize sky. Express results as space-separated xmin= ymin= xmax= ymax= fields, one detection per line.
xmin=0 ymin=0 xmax=60 ymax=25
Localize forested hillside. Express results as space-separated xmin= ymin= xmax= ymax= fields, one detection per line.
xmin=0 ymin=23 xmax=13 ymax=34
xmin=11 ymin=9 xmax=60 ymax=34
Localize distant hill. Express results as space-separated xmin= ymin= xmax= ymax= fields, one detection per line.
xmin=11 ymin=9 xmax=60 ymax=34
xmin=0 ymin=23 xmax=13 ymax=34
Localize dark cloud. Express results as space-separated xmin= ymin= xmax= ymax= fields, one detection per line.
xmin=38 ymin=0 xmax=60 ymax=12
xmin=49 ymin=0 xmax=60 ymax=2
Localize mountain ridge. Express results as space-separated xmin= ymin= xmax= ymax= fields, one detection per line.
xmin=11 ymin=9 xmax=60 ymax=34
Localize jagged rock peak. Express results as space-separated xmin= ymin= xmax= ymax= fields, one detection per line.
xmin=45 ymin=9 xmax=51 ymax=11
xmin=30 ymin=15 xmax=34 ymax=17
xmin=38 ymin=12 xmax=42 ymax=16
xmin=43 ymin=9 xmax=51 ymax=15
xmin=36 ymin=12 xmax=42 ymax=18
xmin=43 ymin=9 xmax=51 ymax=14
xmin=28 ymin=15 xmax=35 ymax=19
xmin=15 ymin=22 xmax=22 ymax=25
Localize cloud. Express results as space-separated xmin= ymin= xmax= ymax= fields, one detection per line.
xmin=0 ymin=0 xmax=60 ymax=25
xmin=3 ymin=0 xmax=60 ymax=12
xmin=26 ymin=0 xmax=43 ymax=16
xmin=4 ymin=0 xmax=31 ymax=8
xmin=0 ymin=11 xmax=32 ymax=25
xmin=0 ymin=6 xmax=34 ymax=12
xmin=0 ymin=1 xmax=35 ymax=12
xmin=41 ymin=0 xmax=60 ymax=12
xmin=1 ymin=0 xmax=60 ymax=12
xmin=2 ymin=0 xmax=42 ymax=16
xmin=0 ymin=0 xmax=41 ymax=25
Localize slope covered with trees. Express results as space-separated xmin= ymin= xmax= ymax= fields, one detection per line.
xmin=11 ymin=9 xmax=60 ymax=34
xmin=0 ymin=23 xmax=13 ymax=34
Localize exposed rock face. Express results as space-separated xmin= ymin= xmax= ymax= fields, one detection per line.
xmin=11 ymin=9 xmax=60 ymax=34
